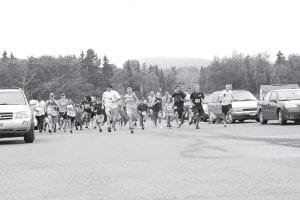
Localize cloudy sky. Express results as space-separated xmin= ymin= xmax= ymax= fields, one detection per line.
xmin=1 ymin=0 xmax=300 ymax=66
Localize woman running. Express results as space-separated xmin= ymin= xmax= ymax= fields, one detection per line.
xmin=124 ymin=87 xmax=138 ymax=134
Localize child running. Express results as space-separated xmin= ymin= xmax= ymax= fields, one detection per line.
xmin=164 ymin=98 xmax=175 ymax=128
xmin=124 ymin=87 xmax=138 ymax=134
xmin=94 ymin=97 xmax=106 ymax=132
xmin=153 ymin=92 xmax=163 ymax=128
xmin=66 ymin=102 xmax=76 ymax=133
xmin=137 ymin=98 xmax=148 ymax=130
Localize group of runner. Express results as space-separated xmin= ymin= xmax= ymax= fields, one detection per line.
xmin=31 ymin=83 xmax=233 ymax=134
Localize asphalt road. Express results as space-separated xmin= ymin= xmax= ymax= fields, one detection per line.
xmin=1 ymin=121 xmax=300 ymax=200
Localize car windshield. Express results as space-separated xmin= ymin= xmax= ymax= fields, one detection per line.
xmin=232 ymin=91 xmax=257 ymax=101
xmin=278 ymin=90 xmax=300 ymax=101
xmin=0 ymin=91 xmax=27 ymax=105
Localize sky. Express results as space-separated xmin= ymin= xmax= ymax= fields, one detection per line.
xmin=1 ymin=0 xmax=300 ymax=66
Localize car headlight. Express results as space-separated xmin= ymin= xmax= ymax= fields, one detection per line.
xmin=285 ymin=103 xmax=298 ymax=109
xmin=15 ymin=111 xmax=31 ymax=118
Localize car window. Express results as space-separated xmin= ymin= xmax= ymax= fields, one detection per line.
xmin=269 ymin=92 xmax=277 ymax=101
xmin=277 ymin=90 xmax=300 ymax=101
xmin=0 ymin=91 xmax=27 ymax=105
xmin=263 ymin=92 xmax=271 ymax=101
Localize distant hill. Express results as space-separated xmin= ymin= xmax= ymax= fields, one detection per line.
xmin=139 ymin=57 xmax=211 ymax=68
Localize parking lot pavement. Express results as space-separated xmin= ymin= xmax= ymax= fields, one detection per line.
xmin=0 ymin=121 xmax=300 ymax=200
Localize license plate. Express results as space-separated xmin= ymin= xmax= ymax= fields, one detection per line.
xmin=249 ymin=113 xmax=257 ymax=116
xmin=0 ymin=123 xmax=3 ymax=128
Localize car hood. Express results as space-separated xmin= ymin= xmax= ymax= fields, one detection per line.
xmin=232 ymin=101 xmax=258 ymax=109
xmin=280 ymin=100 xmax=300 ymax=105
xmin=0 ymin=105 xmax=31 ymax=113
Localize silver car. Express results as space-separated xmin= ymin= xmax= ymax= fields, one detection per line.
xmin=0 ymin=89 xmax=35 ymax=143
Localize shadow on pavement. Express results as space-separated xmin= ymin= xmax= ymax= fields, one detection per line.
xmin=0 ymin=139 xmax=25 ymax=145
xmin=219 ymin=135 xmax=300 ymax=148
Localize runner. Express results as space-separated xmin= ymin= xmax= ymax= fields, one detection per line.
xmin=153 ymin=92 xmax=163 ymax=128
xmin=137 ymin=98 xmax=148 ymax=130
xmin=90 ymin=96 xmax=97 ymax=129
xmin=164 ymin=98 xmax=175 ymax=128
xmin=81 ymin=96 xmax=92 ymax=129
xmin=147 ymin=91 xmax=156 ymax=124
xmin=93 ymin=97 xmax=106 ymax=132
xmin=102 ymin=84 xmax=121 ymax=132
xmin=35 ymin=97 xmax=46 ymax=133
xmin=184 ymin=88 xmax=193 ymax=124
xmin=219 ymin=84 xmax=233 ymax=127
xmin=172 ymin=86 xmax=186 ymax=128
xmin=124 ymin=87 xmax=138 ymax=134
xmin=45 ymin=93 xmax=59 ymax=133
xmin=58 ymin=93 xmax=68 ymax=132
xmin=74 ymin=104 xmax=84 ymax=131
xmin=190 ymin=84 xmax=205 ymax=129
xmin=66 ymin=100 xmax=76 ymax=133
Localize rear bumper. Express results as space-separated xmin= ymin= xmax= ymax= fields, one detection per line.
xmin=283 ymin=110 xmax=300 ymax=120
xmin=231 ymin=111 xmax=258 ymax=120
xmin=0 ymin=118 xmax=32 ymax=138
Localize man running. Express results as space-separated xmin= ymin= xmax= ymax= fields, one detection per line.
xmin=219 ymin=84 xmax=233 ymax=127
xmin=172 ymin=86 xmax=186 ymax=128
xmin=102 ymin=84 xmax=121 ymax=132
xmin=190 ymin=84 xmax=205 ymax=129
xmin=58 ymin=93 xmax=68 ymax=132
xmin=124 ymin=87 xmax=138 ymax=134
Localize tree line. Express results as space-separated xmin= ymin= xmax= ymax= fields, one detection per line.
xmin=1 ymin=49 xmax=300 ymax=102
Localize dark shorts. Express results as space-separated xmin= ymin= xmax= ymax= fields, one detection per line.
xmin=222 ymin=105 xmax=231 ymax=115
xmin=68 ymin=116 xmax=75 ymax=123
xmin=174 ymin=106 xmax=184 ymax=118
xmin=153 ymin=111 xmax=162 ymax=119
xmin=59 ymin=112 xmax=68 ymax=119
xmin=192 ymin=106 xmax=203 ymax=115
xmin=91 ymin=112 xmax=97 ymax=118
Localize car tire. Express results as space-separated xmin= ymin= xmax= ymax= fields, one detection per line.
xmin=24 ymin=124 xmax=35 ymax=143
xmin=259 ymin=110 xmax=267 ymax=124
xmin=278 ymin=110 xmax=287 ymax=126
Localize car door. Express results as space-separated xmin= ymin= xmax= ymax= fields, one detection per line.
xmin=268 ymin=92 xmax=278 ymax=119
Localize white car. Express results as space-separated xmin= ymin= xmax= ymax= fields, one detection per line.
xmin=0 ymin=89 xmax=35 ymax=143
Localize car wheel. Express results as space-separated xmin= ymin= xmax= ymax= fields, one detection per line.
xmin=278 ymin=110 xmax=287 ymax=126
xmin=259 ymin=110 xmax=267 ymax=124
xmin=226 ymin=112 xmax=235 ymax=124
xmin=24 ymin=124 xmax=35 ymax=143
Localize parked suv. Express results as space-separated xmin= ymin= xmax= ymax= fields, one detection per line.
xmin=208 ymin=90 xmax=258 ymax=123
xmin=0 ymin=89 xmax=35 ymax=143
xmin=258 ymin=89 xmax=300 ymax=125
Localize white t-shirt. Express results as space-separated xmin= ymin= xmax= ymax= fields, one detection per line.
xmin=184 ymin=92 xmax=192 ymax=106
xmin=219 ymin=90 xmax=233 ymax=106
xmin=102 ymin=90 xmax=121 ymax=108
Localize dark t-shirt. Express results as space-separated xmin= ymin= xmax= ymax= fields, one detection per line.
xmin=137 ymin=103 xmax=148 ymax=112
xmin=81 ymin=100 xmax=92 ymax=113
xmin=94 ymin=103 xmax=105 ymax=115
xmin=153 ymin=98 xmax=163 ymax=112
xmin=172 ymin=91 xmax=186 ymax=107
xmin=190 ymin=92 xmax=204 ymax=107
